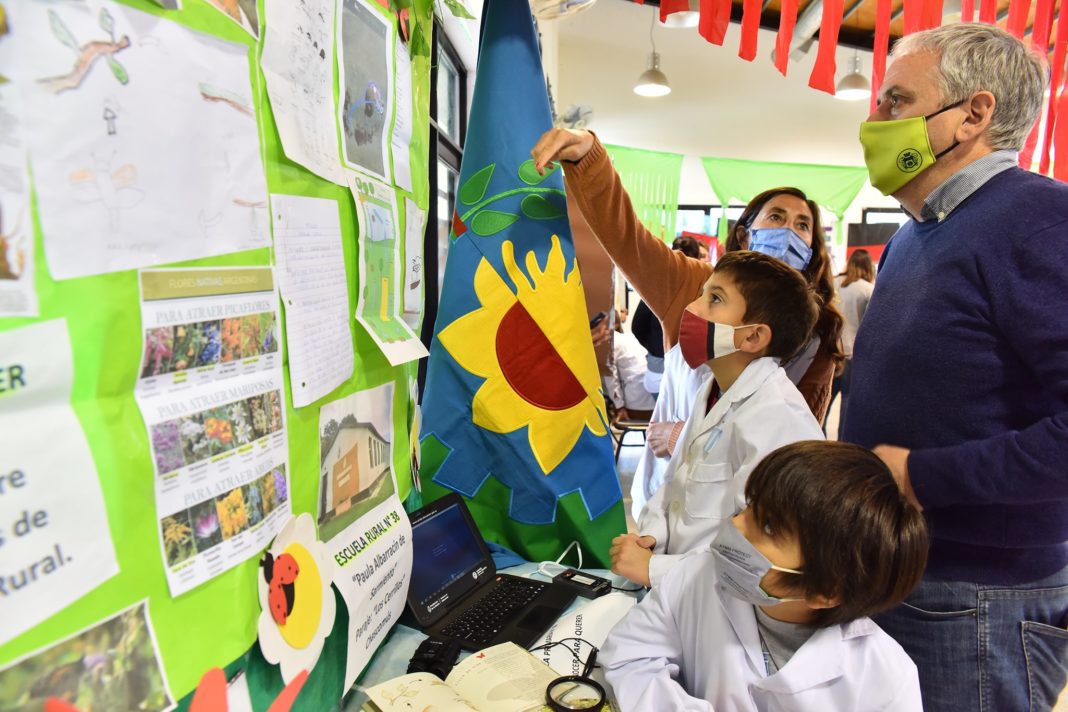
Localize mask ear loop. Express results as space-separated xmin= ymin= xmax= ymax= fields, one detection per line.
xmin=536 ymin=540 xmax=584 ymax=580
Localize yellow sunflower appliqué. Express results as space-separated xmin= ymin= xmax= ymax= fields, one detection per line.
xmin=438 ymin=236 xmax=608 ymax=474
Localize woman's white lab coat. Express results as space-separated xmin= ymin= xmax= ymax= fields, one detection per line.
xmin=638 ymin=357 xmax=824 ymax=587
xmin=601 ymin=552 xmax=923 ymax=712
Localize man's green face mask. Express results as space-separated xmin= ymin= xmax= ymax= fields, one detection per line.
xmin=859 ymin=101 xmax=964 ymax=195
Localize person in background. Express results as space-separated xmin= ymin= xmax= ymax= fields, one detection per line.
xmin=697 ymin=241 xmax=710 ymax=262
xmin=601 ymin=441 xmax=928 ymax=711
xmin=604 ymin=309 xmax=656 ymax=421
xmin=630 ymin=236 xmax=702 ymax=399
xmin=829 ymin=249 xmax=874 ymax=432
xmin=845 ymin=23 xmax=1068 ymax=711
xmin=726 ymin=189 xmax=845 ymax=411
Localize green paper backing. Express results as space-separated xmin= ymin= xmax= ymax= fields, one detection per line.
xmin=0 ymin=0 xmax=433 ymax=703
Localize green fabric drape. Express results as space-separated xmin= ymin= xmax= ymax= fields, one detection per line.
xmin=605 ymin=144 xmax=684 ymax=242
xmin=700 ymin=157 xmax=869 ymax=245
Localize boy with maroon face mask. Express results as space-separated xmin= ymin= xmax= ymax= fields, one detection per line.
xmin=610 ymin=251 xmax=824 ymax=588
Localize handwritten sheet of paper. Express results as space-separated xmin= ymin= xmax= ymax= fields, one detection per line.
xmin=262 ymin=0 xmax=347 ymax=185
xmin=390 ymin=40 xmax=414 ymax=193
xmin=271 ymin=194 xmax=354 ymax=407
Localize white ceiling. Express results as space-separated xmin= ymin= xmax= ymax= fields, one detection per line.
xmin=552 ymin=0 xmax=894 ymax=209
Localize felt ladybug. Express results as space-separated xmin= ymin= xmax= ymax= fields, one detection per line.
xmin=261 ymin=551 xmax=299 ymax=626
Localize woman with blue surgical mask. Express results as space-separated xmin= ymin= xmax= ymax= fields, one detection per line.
xmin=726 ymin=187 xmax=845 ymax=421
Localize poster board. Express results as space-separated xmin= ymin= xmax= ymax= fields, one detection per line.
xmin=0 ymin=0 xmax=433 ymax=706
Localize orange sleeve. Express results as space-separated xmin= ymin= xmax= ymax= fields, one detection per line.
xmin=562 ymin=135 xmax=712 ymax=348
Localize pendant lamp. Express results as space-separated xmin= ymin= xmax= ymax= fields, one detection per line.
xmin=635 ymin=11 xmax=671 ymax=97
xmin=659 ymin=0 xmax=700 ymax=28
xmin=835 ymin=51 xmax=870 ymax=101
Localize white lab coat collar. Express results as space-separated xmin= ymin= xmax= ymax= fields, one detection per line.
xmin=717 ymin=585 xmax=881 ymax=695
xmin=690 ymin=356 xmax=782 ymax=443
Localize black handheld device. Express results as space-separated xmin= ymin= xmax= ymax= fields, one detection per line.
xmin=588 ymin=311 xmax=608 ymax=328
xmin=407 ymin=635 xmax=462 ymax=679
xmin=552 ymin=568 xmax=612 ymax=599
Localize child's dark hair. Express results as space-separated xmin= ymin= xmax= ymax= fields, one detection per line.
xmin=712 ymin=251 xmax=819 ymax=363
xmin=745 ymin=441 xmax=928 ymax=628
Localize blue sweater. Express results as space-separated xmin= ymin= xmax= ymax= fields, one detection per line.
xmin=843 ymin=167 xmax=1068 ymax=585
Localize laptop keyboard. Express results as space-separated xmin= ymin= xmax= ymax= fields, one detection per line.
xmin=440 ymin=576 xmax=546 ymax=645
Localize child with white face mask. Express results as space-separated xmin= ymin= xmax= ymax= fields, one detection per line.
xmin=601 ymin=441 xmax=928 ymax=712
xmin=610 ymin=251 xmax=825 ymax=588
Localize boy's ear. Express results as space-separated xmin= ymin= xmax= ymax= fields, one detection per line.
xmin=738 ymin=323 xmax=773 ymax=355
xmin=804 ymin=592 xmax=841 ymax=611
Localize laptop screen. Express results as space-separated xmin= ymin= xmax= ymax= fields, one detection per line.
xmin=409 ymin=499 xmax=491 ymax=620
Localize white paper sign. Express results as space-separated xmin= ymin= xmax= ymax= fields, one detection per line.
xmin=135 ymin=267 xmax=291 ymax=597
xmin=390 ymin=40 xmax=413 ymax=193
xmin=401 ymin=197 xmax=425 ymax=330
xmin=318 ymin=383 xmax=413 ymax=690
xmin=0 ymin=320 xmax=119 ymax=647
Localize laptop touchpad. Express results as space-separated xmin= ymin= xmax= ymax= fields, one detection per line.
xmin=517 ymin=605 xmax=557 ymax=631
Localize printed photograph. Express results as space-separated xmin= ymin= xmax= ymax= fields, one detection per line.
xmin=190 ymin=498 xmax=223 ymax=553
xmin=161 ymin=510 xmax=196 ymax=568
xmin=140 ymin=319 xmax=222 ymax=378
xmin=150 ymin=419 xmax=185 ymax=474
xmin=216 ymin=486 xmax=250 ymax=540
xmin=0 ymin=603 xmax=173 ymax=712
xmin=317 ymin=383 xmax=395 ymax=542
xmin=221 ymin=311 xmax=278 ymax=363
xmin=263 ymin=465 xmax=288 ymax=513
xmin=338 ymin=0 xmax=391 ymax=179
xmin=243 ymin=479 xmax=265 ymax=527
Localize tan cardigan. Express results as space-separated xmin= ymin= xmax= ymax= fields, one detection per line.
xmin=563 ymin=136 xmax=834 ymax=422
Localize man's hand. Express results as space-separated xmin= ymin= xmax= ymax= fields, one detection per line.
xmin=610 ymin=533 xmax=656 ymax=587
xmin=647 ymin=421 xmax=682 ymax=458
xmin=873 ymin=444 xmax=922 ymax=511
xmin=531 ymin=128 xmax=595 ymax=175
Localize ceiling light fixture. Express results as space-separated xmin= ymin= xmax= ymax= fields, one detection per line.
xmin=835 ymin=51 xmax=870 ymax=101
xmin=658 ymin=0 xmax=700 ymax=28
xmin=635 ymin=11 xmax=671 ymax=97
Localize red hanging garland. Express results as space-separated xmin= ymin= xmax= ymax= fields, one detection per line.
xmin=808 ymin=0 xmax=845 ymax=94
xmin=1018 ymin=0 xmax=1054 ymax=169
xmin=739 ymin=0 xmax=762 ymax=61
xmin=699 ymin=0 xmax=732 ymax=46
xmin=774 ymin=0 xmax=800 ymax=75
xmin=871 ymin=0 xmax=892 ymax=112
xmin=1041 ymin=0 xmax=1068 ymax=174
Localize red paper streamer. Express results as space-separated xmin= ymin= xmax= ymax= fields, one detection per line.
xmin=774 ymin=0 xmax=800 ymax=75
xmin=922 ymin=0 xmax=944 ymax=29
xmin=808 ymin=0 xmax=845 ymax=94
xmin=739 ymin=0 xmax=762 ymax=61
xmin=903 ymin=0 xmax=923 ymax=34
xmin=1007 ymin=0 xmax=1032 ymax=37
xmin=699 ymin=0 xmax=732 ymax=46
xmin=979 ymin=0 xmax=997 ymax=23
xmin=1041 ymin=0 xmax=1068 ymax=174
xmin=1054 ymin=85 xmax=1068 ymax=180
xmin=871 ymin=0 xmax=892 ymax=112
xmin=1018 ymin=0 xmax=1054 ymax=168
xmin=961 ymin=0 xmax=975 ymax=22
xmin=661 ymin=0 xmax=691 ymax=22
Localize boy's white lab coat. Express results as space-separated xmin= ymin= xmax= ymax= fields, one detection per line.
xmin=638 ymin=357 xmax=824 ymax=586
xmin=601 ymin=553 xmax=923 ymax=712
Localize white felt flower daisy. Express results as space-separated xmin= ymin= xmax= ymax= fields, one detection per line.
xmin=257 ymin=513 xmax=336 ymax=683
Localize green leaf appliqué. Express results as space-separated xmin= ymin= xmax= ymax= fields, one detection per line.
xmin=442 ymin=0 xmax=476 ymax=20
xmin=521 ymin=194 xmax=563 ymax=220
xmin=470 ymin=211 xmax=519 ymax=236
xmin=460 ymin=164 xmax=495 ymax=205
xmin=518 ymin=159 xmax=557 ymax=185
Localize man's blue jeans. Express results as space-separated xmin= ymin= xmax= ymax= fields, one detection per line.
xmin=875 ymin=565 xmax=1068 ymax=711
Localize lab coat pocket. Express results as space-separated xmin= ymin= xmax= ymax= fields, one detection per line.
xmin=684 ymin=463 xmax=732 ymax=520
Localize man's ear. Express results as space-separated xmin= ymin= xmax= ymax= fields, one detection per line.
xmin=957 ymin=90 xmax=996 ymax=144
xmin=739 ymin=323 xmax=773 ymax=354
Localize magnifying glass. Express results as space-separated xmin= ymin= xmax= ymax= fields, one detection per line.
xmin=545 ymin=675 xmax=606 ymax=711
xmin=545 ymin=647 xmax=605 ymax=711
